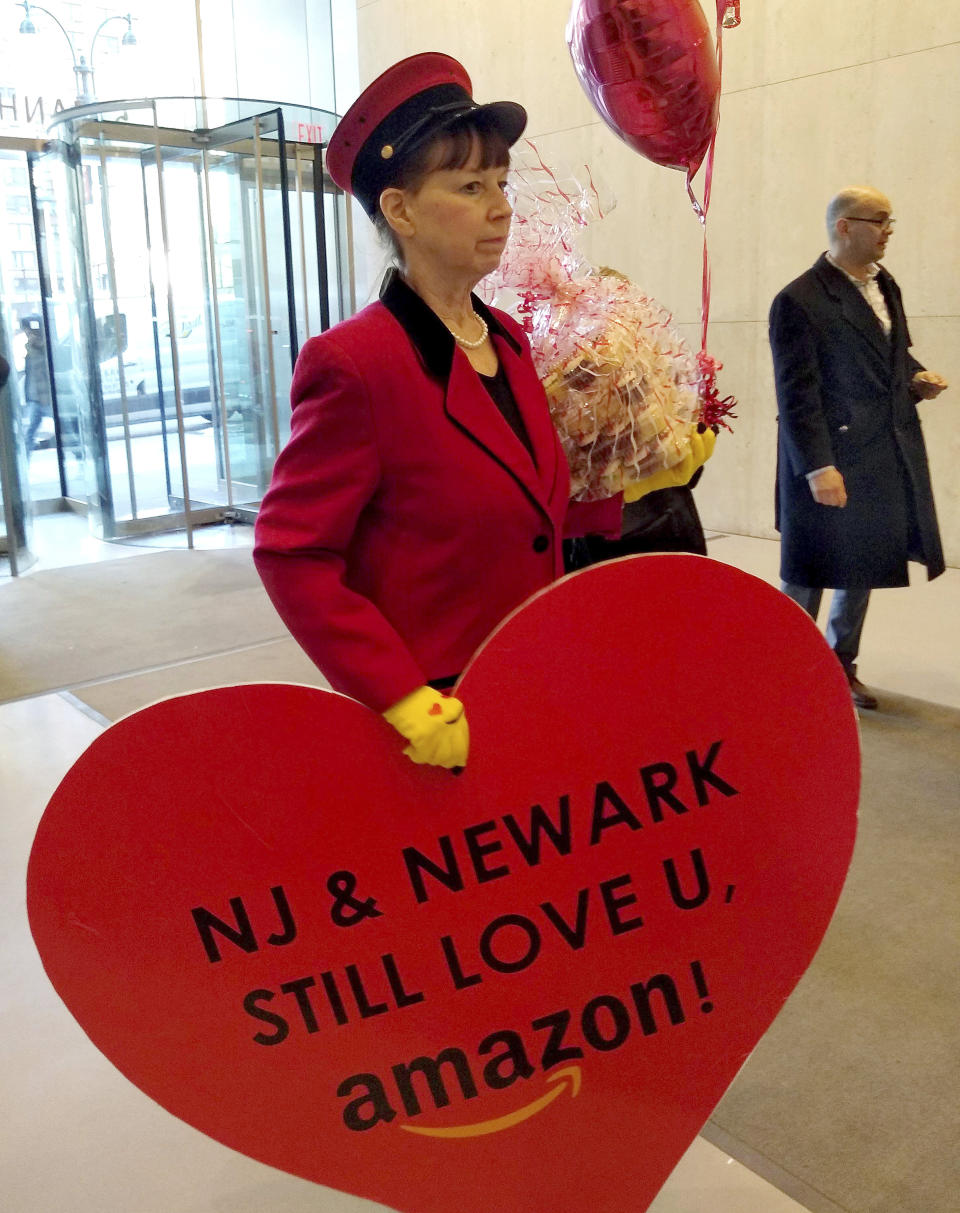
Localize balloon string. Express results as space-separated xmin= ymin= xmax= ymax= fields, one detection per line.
xmin=688 ymin=1 xmax=734 ymax=354
xmin=690 ymin=140 xmax=717 ymax=353
xmin=685 ymin=4 xmax=741 ymax=430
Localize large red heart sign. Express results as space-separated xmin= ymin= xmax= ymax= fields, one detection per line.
xmin=28 ymin=555 xmax=858 ymax=1213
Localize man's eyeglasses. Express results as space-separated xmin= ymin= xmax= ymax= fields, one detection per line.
xmin=845 ymin=216 xmax=896 ymax=230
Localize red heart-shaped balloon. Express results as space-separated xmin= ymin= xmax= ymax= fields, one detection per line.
xmin=567 ymin=0 xmax=721 ymax=175
xmin=28 ymin=556 xmax=858 ymax=1213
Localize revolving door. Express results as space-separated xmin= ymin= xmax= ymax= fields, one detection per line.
xmin=40 ymin=97 xmax=348 ymax=543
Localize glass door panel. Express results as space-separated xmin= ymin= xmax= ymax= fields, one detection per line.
xmin=201 ymin=111 xmax=298 ymax=507
xmin=30 ymin=142 xmax=111 ymax=524
xmin=206 ymin=149 xmax=272 ymax=497
xmin=140 ymin=145 xmax=218 ymax=522
xmin=78 ymin=142 xmax=173 ymax=527
xmin=0 ymin=276 xmax=35 ymax=575
xmin=0 ymin=146 xmax=56 ymax=510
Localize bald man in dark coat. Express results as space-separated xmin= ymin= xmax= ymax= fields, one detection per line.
xmin=771 ymin=186 xmax=947 ymax=709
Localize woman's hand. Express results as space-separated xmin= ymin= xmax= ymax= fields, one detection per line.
xmin=622 ymin=427 xmax=717 ymax=504
xmin=382 ymin=686 xmax=470 ymax=770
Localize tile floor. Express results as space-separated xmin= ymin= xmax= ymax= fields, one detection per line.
xmin=2 ymin=512 xmax=957 ymax=1213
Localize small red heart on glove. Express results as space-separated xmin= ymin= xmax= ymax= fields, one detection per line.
xmin=28 ymin=556 xmax=858 ymax=1212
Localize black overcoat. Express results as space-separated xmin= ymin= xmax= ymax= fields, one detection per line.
xmin=770 ymin=254 xmax=944 ymax=588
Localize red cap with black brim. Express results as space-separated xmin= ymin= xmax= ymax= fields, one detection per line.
xmin=325 ymin=52 xmax=527 ymax=219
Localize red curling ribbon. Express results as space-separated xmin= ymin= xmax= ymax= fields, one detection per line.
xmin=696 ymin=349 xmax=738 ymax=432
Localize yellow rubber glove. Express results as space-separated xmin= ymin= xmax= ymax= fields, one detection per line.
xmin=382 ymin=686 xmax=469 ymax=770
xmin=622 ymin=427 xmax=717 ymax=504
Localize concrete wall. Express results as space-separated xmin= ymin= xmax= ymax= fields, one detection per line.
xmin=350 ymin=0 xmax=960 ymax=565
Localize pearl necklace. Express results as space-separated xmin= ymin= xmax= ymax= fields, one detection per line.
xmin=445 ymin=311 xmax=489 ymax=350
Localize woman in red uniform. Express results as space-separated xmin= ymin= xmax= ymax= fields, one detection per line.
xmin=254 ymin=53 xmax=616 ymax=770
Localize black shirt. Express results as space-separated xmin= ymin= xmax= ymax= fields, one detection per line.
xmin=480 ymin=362 xmax=534 ymax=460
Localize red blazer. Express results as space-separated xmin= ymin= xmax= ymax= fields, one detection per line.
xmin=254 ymin=271 xmax=590 ymax=712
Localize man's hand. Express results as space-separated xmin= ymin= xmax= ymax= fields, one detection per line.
xmin=912 ymin=371 xmax=948 ymax=400
xmin=382 ymin=686 xmax=469 ymax=770
xmin=809 ymin=466 xmax=847 ymax=507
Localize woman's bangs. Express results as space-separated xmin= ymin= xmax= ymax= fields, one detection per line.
xmin=423 ymin=123 xmax=511 ymax=174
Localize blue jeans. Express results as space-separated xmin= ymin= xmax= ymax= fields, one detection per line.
xmin=781 ymin=582 xmax=871 ymax=668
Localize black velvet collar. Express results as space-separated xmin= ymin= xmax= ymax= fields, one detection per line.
xmin=378 ymin=267 xmax=522 ymax=381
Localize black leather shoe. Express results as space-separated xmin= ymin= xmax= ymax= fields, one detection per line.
xmin=843 ymin=663 xmax=878 ymax=710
